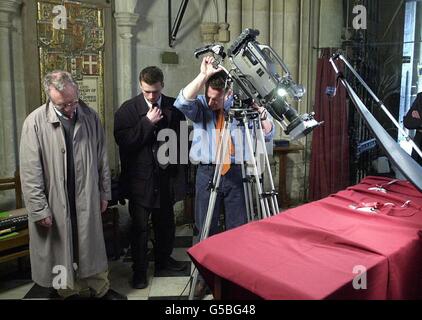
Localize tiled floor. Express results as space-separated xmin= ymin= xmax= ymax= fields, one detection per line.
xmin=0 ymin=224 xmax=212 ymax=300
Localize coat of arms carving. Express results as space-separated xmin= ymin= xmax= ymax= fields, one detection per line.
xmin=37 ymin=0 xmax=105 ymax=121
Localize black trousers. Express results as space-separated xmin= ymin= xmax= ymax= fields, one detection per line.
xmin=128 ymin=170 xmax=175 ymax=275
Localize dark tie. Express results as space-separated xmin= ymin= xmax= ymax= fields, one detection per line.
xmin=153 ymin=103 xmax=169 ymax=169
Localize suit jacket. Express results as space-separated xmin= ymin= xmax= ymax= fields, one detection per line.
xmin=114 ymin=94 xmax=187 ymax=208
xmin=404 ymin=92 xmax=422 ymax=165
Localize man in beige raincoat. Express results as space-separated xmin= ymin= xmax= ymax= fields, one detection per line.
xmin=19 ymin=70 xmax=126 ymax=300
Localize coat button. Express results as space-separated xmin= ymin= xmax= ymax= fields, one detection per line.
xmin=61 ymin=148 xmax=65 ymax=153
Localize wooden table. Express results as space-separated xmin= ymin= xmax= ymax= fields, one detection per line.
xmin=273 ymin=144 xmax=304 ymax=208
xmin=0 ymin=209 xmax=29 ymax=265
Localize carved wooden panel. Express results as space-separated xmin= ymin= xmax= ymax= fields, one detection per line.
xmin=36 ymin=0 xmax=105 ymax=122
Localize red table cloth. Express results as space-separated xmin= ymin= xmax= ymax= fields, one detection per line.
xmin=188 ymin=176 xmax=422 ymax=299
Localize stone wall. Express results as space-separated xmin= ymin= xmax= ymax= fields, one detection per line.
xmin=0 ymin=0 xmax=24 ymax=209
xmin=0 ymin=0 xmax=345 ymax=212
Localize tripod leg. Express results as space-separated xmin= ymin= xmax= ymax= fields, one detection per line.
xmin=240 ymin=160 xmax=253 ymax=222
xmin=253 ymin=175 xmax=262 ymax=220
xmin=242 ymin=115 xmax=270 ymax=219
xmin=189 ymin=117 xmax=232 ymax=300
xmin=250 ymin=118 xmax=275 ymax=218
xmin=253 ymin=119 xmax=273 ymax=219
xmin=188 ymin=265 xmax=201 ymax=300
xmin=199 ymin=119 xmax=233 ymax=241
xmin=246 ymin=170 xmax=255 ymax=220
xmin=255 ymin=118 xmax=280 ymax=214
xmin=254 ymin=161 xmax=268 ymax=219
xmin=257 ymin=155 xmax=276 ymax=216
xmin=254 ymin=150 xmax=271 ymax=216
xmin=237 ymin=125 xmax=255 ymax=222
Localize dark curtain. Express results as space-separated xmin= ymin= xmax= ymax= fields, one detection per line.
xmin=309 ymin=49 xmax=350 ymax=201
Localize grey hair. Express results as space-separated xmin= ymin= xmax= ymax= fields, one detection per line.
xmin=43 ymin=70 xmax=79 ymax=99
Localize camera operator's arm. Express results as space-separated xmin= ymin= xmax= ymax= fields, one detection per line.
xmin=183 ymin=56 xmax=223 ymax=100
xmin=175 ymin=56 xmax=223 ymax=122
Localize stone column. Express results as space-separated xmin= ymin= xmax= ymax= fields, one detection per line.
xmin=114 ymin=0 xmax=139 ymax=107
xmin=241 ymin=0 xmax=254 ymax=30
xmin=254 ymin=0 xmax=270 ymax=44
xmin=227 ymin=0 xmax=242 ymax=44
xmin=0 ymin=0 xmax=21 ymax=179
xmin=240 ymin=0 xmax=270 ymax=43
xmin=199 ymin=1 xmax=218 ymax=43
xmin=271 ymin=0 xmax=286 ymax=57
xmin=318 ymin=0 xmax=343 ymax=49
xmin=12 ymin=8 xmax=27 ymax=157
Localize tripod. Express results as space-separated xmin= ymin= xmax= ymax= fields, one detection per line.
xmin=188 ymin=105 xmax=279 ymax=300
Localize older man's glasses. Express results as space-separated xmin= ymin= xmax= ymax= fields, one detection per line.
xmin=54 ymin=99 xmax=79 ymax=110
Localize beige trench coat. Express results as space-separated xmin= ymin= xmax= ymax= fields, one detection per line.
xmin=19 ymin=101 xmax=111 ymax=288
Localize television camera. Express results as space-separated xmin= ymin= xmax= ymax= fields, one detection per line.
xmin=194 ymin=28 xmax=322 ymax=140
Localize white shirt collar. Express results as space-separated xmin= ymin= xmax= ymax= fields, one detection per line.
xmin=144 ymin=95 xmax=162 ymax=109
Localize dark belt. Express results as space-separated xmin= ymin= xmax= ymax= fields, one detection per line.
xmin=199 ymin=163 xmax=240 ymax=167
xmin=199 ymin=163 xmax=215 ymax=166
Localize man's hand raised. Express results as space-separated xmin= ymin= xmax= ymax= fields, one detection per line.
xmin=146 ymin=105 xmax=163 ymax=124
xmin=182 ymin=56 xmax=225 ymax=101
xmin=200 ymin=56 xmax=223 ymax=79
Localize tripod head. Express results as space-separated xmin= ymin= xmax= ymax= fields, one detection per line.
xmin=226 ymin=96 xmax=259 ymax=121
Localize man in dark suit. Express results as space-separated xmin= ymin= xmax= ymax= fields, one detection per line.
xmin=114 ymin=66 xmax=187 ymax=289
xmin=404 ymin=92 xmax=422 ymax=165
